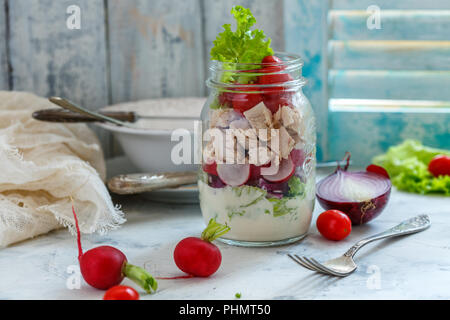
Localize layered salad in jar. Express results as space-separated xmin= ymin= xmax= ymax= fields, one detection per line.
xmin=199 ymin=6 xmax=316 ymax=245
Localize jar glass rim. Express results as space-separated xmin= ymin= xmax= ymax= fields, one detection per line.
xmin=206 ymin=78 xmax=307 ymax=92
xmin=207 ymin=52 xmax=306 ymax=91
xmin=209 ymin=51 xmax=304 ymax=72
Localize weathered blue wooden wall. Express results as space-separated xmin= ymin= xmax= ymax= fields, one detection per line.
xmin=1 ymin=0 xmax=449 ymax=164
xmin=6 ymin=0 xmax=112 ymax=154
xmin=0 ymin=0 xmax=286 ymax=158
xmin=324 ymin=0 xmax=450 ymax=164
xmin=283 ymin=0 xmax=330 ymax=162
xmin=0 ymin=0 xmax=8 ymax=90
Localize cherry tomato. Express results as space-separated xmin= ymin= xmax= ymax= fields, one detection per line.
xmin=258 ymin=55 xmax=294 ymax=113
xmin=262 ymin=88 xmax=293 ymax=113
xmin=258 ymin=56 xmax=291 ymax=85
xmin=262 ymin=55 xmax=283 ymax=66
xmin=231 ymin=89 xmax=263 ymax=114
xmin=218 ymin=86 xmax=263 ymax=114
xmin=218 ymin=92 xmax=233 ymax=108
xmin=316 ymin=210 xmax=352 ymax=241
xmin=203 ymin=161 xmax=218 ymax=176
xmin=258 ymin=67 xmax=293 ymax=85
xmin=428 ymin=155 xmax=450 ymax=177
xmin=366 ymin=164 xmax=390 ymax=179
xmin=103 ymin=285 xmax=140 ymax=300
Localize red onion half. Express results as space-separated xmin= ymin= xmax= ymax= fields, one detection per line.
xmin=316 ymin=154 xmax=391 ymax=225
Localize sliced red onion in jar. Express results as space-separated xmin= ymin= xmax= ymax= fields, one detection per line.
xmin=316 ymin=156 xmax=391 ymax=225
xmin=258 ymin=178 xmax=289 ymax=198
xmin=208 ymin=174 xmax=227 ymax=189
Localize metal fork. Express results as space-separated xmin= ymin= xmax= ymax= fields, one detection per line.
xmin=288 ymin=214 xmax=431 ymax=277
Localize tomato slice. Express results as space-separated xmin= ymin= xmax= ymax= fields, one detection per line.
xmin=316 ymin=210 xmax=352 ymax=241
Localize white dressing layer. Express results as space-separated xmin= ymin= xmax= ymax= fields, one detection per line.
xmin=199 ymin=181 xmax=314 ymax=242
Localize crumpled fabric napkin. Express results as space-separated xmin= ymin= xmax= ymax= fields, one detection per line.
xmin=0 ymin=91 xmax=125 ymax=247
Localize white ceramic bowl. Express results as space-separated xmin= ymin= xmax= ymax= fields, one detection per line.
xmin=96 ymin=98 xmax=205 ymax=173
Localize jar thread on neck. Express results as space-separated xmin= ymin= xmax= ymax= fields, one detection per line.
xmin=207 ymin=52 xmax=306 ymax=93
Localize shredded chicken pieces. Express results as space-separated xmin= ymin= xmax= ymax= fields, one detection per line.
xmin=243 ymin=102 xmax=273 ymax=130
xmin=204 ymin=102 xmax=303 ymax=165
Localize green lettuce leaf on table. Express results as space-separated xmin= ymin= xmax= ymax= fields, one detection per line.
xmin=210 ymin=6 xmax=274 ymax=84
xmin=373 ymin=140 xmax=450 ymax=195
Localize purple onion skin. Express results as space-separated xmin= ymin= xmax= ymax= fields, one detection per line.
xmin=258 ymin=178 xmax=289 ymax=196
xmin=267 ymin=192 xmax=284 ymax=199
xmin=316 ymin=188 xmax=391 ymax=225
xmin=208 ymin=174 xmax=226 ymax=189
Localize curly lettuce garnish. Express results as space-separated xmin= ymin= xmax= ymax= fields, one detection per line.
xmin=373 ymin=140 xmax=450 ymax=195
xmin=210 ymin=6 xmax=274 ymax=64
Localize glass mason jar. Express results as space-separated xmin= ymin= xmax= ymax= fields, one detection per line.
xmin=198 ymin=52 xmax=316 ymax=247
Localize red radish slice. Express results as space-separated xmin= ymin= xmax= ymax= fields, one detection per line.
xmin=290 ymin=149 xmax=305 ymax=167
xmin=263 ymin=157 xmax=295 ymax=183
xmin=217 ymin=164 xmax=250 ymax=187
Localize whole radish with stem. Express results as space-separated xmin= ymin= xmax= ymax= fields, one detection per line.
xmin=174 ymin=219 xmax=230 ymax=277
xmin=70 ymin=200 xmax=157 ymax=293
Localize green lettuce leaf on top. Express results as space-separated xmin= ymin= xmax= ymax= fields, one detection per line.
xmin=210 ymin=6 xmax=274 ymax=64
xmin=210 ymin=6 xmax=274 ymax=84
xmin=373 ymin=140 xmax=450 ymax=195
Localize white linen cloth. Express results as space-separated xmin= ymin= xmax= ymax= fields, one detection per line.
xmin=0 ymin=91 xmax=125 ymax=247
